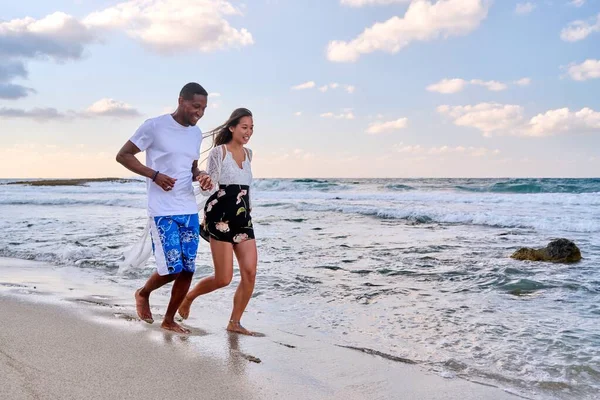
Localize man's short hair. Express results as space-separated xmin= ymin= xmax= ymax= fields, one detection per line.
xmin=180 ymin=82 xmax=208 ymax=100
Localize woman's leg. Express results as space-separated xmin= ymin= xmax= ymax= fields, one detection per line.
xmin=178 ymin=239 xmax=234 ymax=319
xmin=227 ymin=239 xmax=257 ymax=335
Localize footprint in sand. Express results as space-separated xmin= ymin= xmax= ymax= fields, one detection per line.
xmin=113 ymin=312 xmax=138 ymax=322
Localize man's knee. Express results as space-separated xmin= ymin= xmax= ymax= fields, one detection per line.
xmin=176 ymin=270 xmax=194 ymax=281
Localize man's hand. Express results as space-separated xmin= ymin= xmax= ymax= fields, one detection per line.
xmin=196 ymin=173 xmax=213 ymax=191
xmin=154 ymin=173 xmax=177 ymax=191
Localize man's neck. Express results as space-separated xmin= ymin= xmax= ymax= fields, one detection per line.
xmin=171 ymin=111 xmax=189 ymax=127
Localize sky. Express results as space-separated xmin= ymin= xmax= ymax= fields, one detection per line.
xmin=0 ymin=0 xmax=599 ymax=179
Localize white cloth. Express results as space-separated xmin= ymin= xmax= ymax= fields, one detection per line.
xmin=204 ymin=144 xmax=253 ymax=208
xmin=130 ymin=114 xmax=202 ymax=217
xmin=205 ymin=145 xmax=253 ymax=186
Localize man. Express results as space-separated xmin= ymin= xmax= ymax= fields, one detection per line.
xmin=116 ymin=82 xmax=213 ymax=333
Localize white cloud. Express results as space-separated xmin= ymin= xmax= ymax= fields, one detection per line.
xmin=427 ymin=78 xmax=520 ymax=94
xmin=515 ymin=3 xmax=536 ymax=15
xmin=301 ymin=82 xmax=356 ymax=93
xmin=426 ymin=78 xmax=468 ymax=94
xmin=438 ymin=103 xmax=600 ymax=137
xmin=292 ymin=81 xmax=316 ymax=90
xmin=327 ymin=0 xmax=489 ymax=62
xmin=321 ymin=111 xmax=355 ymax=120
xmin=567 ymin=59 xmax=600 ymax=81
xmin=209 ymin=92 xmax=221 ymax=97
xmin=528 ymin=108 xmax=600 ymax=136
xmin=294 ymin=111 xmax=302 ymax=116
xmin=0 ymin=3 xmax=252 ymax=101
xmin=84 ymin=98 xmax=141 ymax=117
xmin=569 ymin=0 xmax=585 ymax=7
xmin=340 ymin=0 xmax=411 ymax=6
xmin=339 ymin=112 xmax=356 ymax=120
xmin=470 ymin=79 xmax=507 ymax=91
xmin=560 ymin=13 xmax=600 ymax=42
xmin=0 ymin=12 xmax=98 ymax=60
xmin=366 ymin=117 xmax=408 ymax=134
xmin=394 ymin=143 xmax=500 ymax=157
xmin=437 ymin=103 xmax=525 ymax=136
xmin=514 ymin=77 xmax=531 ymax=86
xmin=83 ymin=0 xmax=253 ymax=53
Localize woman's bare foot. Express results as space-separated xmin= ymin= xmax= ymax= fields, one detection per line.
xmin=227 ymin=320 xmax=256 ymax=336
xmin=135 ymin=288 xmax=153 ymax=323
xmin=177 ymin=297 xmax=191 ymax=320
xmin=161 ymin=320 xmax=191 ymax=334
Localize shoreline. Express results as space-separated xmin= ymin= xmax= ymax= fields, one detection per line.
xmin=4 ymin=178 xmax=140 ymax=186
xmin=0 ymin=257 xmax=522 ymax=399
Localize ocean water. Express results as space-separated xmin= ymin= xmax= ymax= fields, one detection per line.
xmin=1 ymin=177 xmax=599 ymax=399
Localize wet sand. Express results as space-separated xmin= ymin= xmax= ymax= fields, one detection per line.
xmin=0 ymin=258 xmax=521 ymax=399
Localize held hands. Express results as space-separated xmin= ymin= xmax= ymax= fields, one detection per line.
xmin=154 ymin=173 xmax=177 ymax=192
xmin=152 ymin=170 xmax=212 ymax=192
xmin=196 ymin=172 xmax=214 ymax=191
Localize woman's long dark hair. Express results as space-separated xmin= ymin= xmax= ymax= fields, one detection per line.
xmin=199 ymin=108 xmax=252 ymax=163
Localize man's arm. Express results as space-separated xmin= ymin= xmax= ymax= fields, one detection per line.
xmin=116 ymin=141 xmax=154 ymax=178
xmin=192 ymin=160 xmax=213 ymax=191
xmin=191 ymin=159 xmax=203 ymax=181
xmin=116 ymin=140 xmax=176 ymax=191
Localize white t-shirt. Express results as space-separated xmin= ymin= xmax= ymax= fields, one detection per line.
xmin=130 ymin=114 xmax=202 ymax=217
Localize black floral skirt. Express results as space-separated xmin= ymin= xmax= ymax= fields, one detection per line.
xmin=200 ymin=184 xmax=255 ymax=244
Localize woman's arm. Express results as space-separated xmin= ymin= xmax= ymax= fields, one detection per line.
xmin=202 ymin=146 xmax=224 ymax=195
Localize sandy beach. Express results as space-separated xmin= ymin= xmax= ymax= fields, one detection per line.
xmin=0 ymin=258 xmax=520 ymax=400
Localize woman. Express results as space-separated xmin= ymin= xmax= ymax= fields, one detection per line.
xmin=178 ymin=108 xmax=258 ymax=335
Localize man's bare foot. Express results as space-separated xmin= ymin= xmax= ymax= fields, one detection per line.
xmin=161 ymin=320 xmax=191 ymax=334
xmin=227 ymin=320 xmax=257 ymax=336
xmin=177 ymin=298 xmax=191 ymax=320
xmin=135 ymin=288 xmax=153 ymax=324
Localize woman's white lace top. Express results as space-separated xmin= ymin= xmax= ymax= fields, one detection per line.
xmin=204 ymin=144 xmax=253 ymax=206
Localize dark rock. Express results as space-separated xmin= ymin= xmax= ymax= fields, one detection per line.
xmin=511 ymin=238 xmax=581 ymax=263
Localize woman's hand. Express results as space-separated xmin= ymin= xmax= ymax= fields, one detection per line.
xmin=196 ymin=173 xmax=213 ymax=191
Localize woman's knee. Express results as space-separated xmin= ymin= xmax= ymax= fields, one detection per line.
xmin=241 ymin=267 xmax=256 ymax=284
xmin=215 ymin=274 xmax=233 ymax=288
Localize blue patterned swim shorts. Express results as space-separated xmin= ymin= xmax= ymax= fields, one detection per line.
xmin=149 ymin=214 xmax=200 ymax=276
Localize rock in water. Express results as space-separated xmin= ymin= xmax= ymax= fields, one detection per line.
xmin=511 ymin=238 xmax=581 ymax=263
xmin=545 ymin=239 xmax=582 ymax=262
